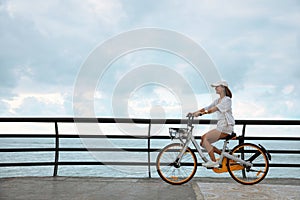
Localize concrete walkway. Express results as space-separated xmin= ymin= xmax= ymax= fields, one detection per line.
xmin=1 ymin=177 xmax=300 ymax=200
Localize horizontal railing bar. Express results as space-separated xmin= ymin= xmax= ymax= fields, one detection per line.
xmin=57 ymin=148 xmax=159 ymax=152
xmin=267 ymin=150 xmax=300 ymax=154
xmin=58 ymin=161 xmax=150 ymax=166
xmin=268 ymin=163 xmax=300 ymax=167
xmin=235 ymin=120 xmax=300 ymax=126
xmin=0 ymin=148 xmax=55 ymax=152
xmin=1 ymin=162 xmax=300 ymax=168
xmin=0 ymin=134 xmax=163 ymax=139
xmin=67 ymin=148 xmax=172 ymax=152
xmin=0 ymin=162 xmax=150 ymax=167
xmin=0 ymin=117 xmax=300 ymax=125
xmin=0 ymin=134 xmax=57 ymax=138
xmin=0 ymin=134 xmax=164 ymax=139
xmin=1 ymin=134 xmax=300 ymax=141
xmin=0 ymin=148 xmax=169 ymax=153
xmin=1 ymin=148 xmax=300 ymax=154
xmin=0 ymin=162 xmax=55 ymax=167
xmin=243 ymin=137 xmax=300 ymax=141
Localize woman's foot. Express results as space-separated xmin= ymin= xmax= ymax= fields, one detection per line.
xmin=202 ymin=160 xmax=219 ymax=168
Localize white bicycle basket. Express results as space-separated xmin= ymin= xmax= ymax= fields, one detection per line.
xmin=169 ymin=128 xmax=188 ymax=139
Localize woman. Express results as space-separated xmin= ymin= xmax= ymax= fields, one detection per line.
xmin=192 ymin=80 xmax=235 ymax=168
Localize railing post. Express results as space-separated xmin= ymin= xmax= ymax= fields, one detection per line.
xmin=53 ymin=122 xmax=59 ymax=176
xmin=147 ymin=121 xmax=152 ymax=178
xmin=241 ymin=123 xmax=246 ymax=178
xmin=240 ymin=124 xmax=246 ymax=145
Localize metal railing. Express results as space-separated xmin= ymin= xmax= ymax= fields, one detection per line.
xmin=0 ymin=118 xmax=299 ymax=178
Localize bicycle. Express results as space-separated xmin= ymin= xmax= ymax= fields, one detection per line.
xmin=156 ymin=114 xmax=271 ymax=185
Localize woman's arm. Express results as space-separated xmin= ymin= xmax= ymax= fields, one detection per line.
xmin=192 ymin=106 xmax=218 ymax=116
xmin=192 ymin=99 xmax=218 ymax=116
xmin=205 ymin=106 xmax=218 ymax=114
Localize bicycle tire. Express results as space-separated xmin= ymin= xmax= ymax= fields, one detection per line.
xmin=227 ymin=143 xmax=269 ymax=185
xmin=156 ymin=143 xmax=197 ymax=185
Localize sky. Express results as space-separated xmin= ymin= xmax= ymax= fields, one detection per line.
xmin=1 ymin=0 xmax=300 ymax=121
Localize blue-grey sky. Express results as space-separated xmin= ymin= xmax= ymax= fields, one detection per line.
xmin=1 ymin=0 xmax=300 ymax=119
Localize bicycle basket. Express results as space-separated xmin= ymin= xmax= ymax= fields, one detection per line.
xmin=169 ymin=128 xmax=188 ymax=139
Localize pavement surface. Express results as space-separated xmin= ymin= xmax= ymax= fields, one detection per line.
xmin=1 ymin=177 xmax=300 ymax=200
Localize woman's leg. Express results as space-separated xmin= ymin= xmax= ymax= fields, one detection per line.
xmin=201 ymin=129 xmax=229 ymax=161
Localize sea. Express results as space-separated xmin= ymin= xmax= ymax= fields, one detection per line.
xmin=0 ymin=137 xmax=299 ymax=179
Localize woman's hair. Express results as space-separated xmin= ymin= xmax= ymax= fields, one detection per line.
xmin=224 ymin=86 xmax=232 ymax=98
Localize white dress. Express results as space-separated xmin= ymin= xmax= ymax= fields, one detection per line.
xmin=205 ymin=96 xmax=235 ymax=134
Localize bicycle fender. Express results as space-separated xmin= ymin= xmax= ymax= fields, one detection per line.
xmin=258 ymin=144 xmax=272 ymax=161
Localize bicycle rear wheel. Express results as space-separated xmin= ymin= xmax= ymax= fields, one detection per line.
xmin=227 ymin=143 xmax=269 ymax=185
xmin=156 ymin=143 xmax=197 ymax=185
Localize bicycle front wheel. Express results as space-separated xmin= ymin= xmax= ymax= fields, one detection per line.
xmin=227 ymin=143 xmax=269 ymax=185
xmin=156 ymin=143 xmax=197 ymax=185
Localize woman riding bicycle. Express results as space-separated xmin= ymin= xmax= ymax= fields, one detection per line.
xmin=191 ymin=80 xmax=235 ymax=168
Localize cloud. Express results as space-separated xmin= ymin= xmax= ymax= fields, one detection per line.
xmin=0 ymin=63 xmax=17 ymax=98
xmin=86 ymin=0 xmax=126 ymax=26
xmin=2 ymin=0 xmax=126 ymax=37
xmin=234 ymin=81 xmax=300 ymax=119
xmin=127 ymin=86 xmax=182 ymax=118
xmin=0 ymin=0 xmax=299 ymax=121
xmin=282 ymin=85 xmax=295 ymax=95
xmin=0 ymin=0 xmax=126 ymax=116
xmin=0 ymin=0 xmax=127 ymax=86
xmin=3 ymin=93 xmax=66 ymax=116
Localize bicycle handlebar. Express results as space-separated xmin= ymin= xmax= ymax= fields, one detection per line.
xmin=186 ymin=113 xmax=193 ymax=118
xmin=186 ymin=113 xmax=195 ymax=127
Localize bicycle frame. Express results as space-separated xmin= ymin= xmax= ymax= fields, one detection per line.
xmin=175 ymin=116 xmax=252 ymax=168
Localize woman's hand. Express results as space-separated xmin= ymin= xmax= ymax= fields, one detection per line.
xmin=196 ymin=110 xmax=210 ymax=116
xmin=192 ymin=111 xmax=202 ymax=117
